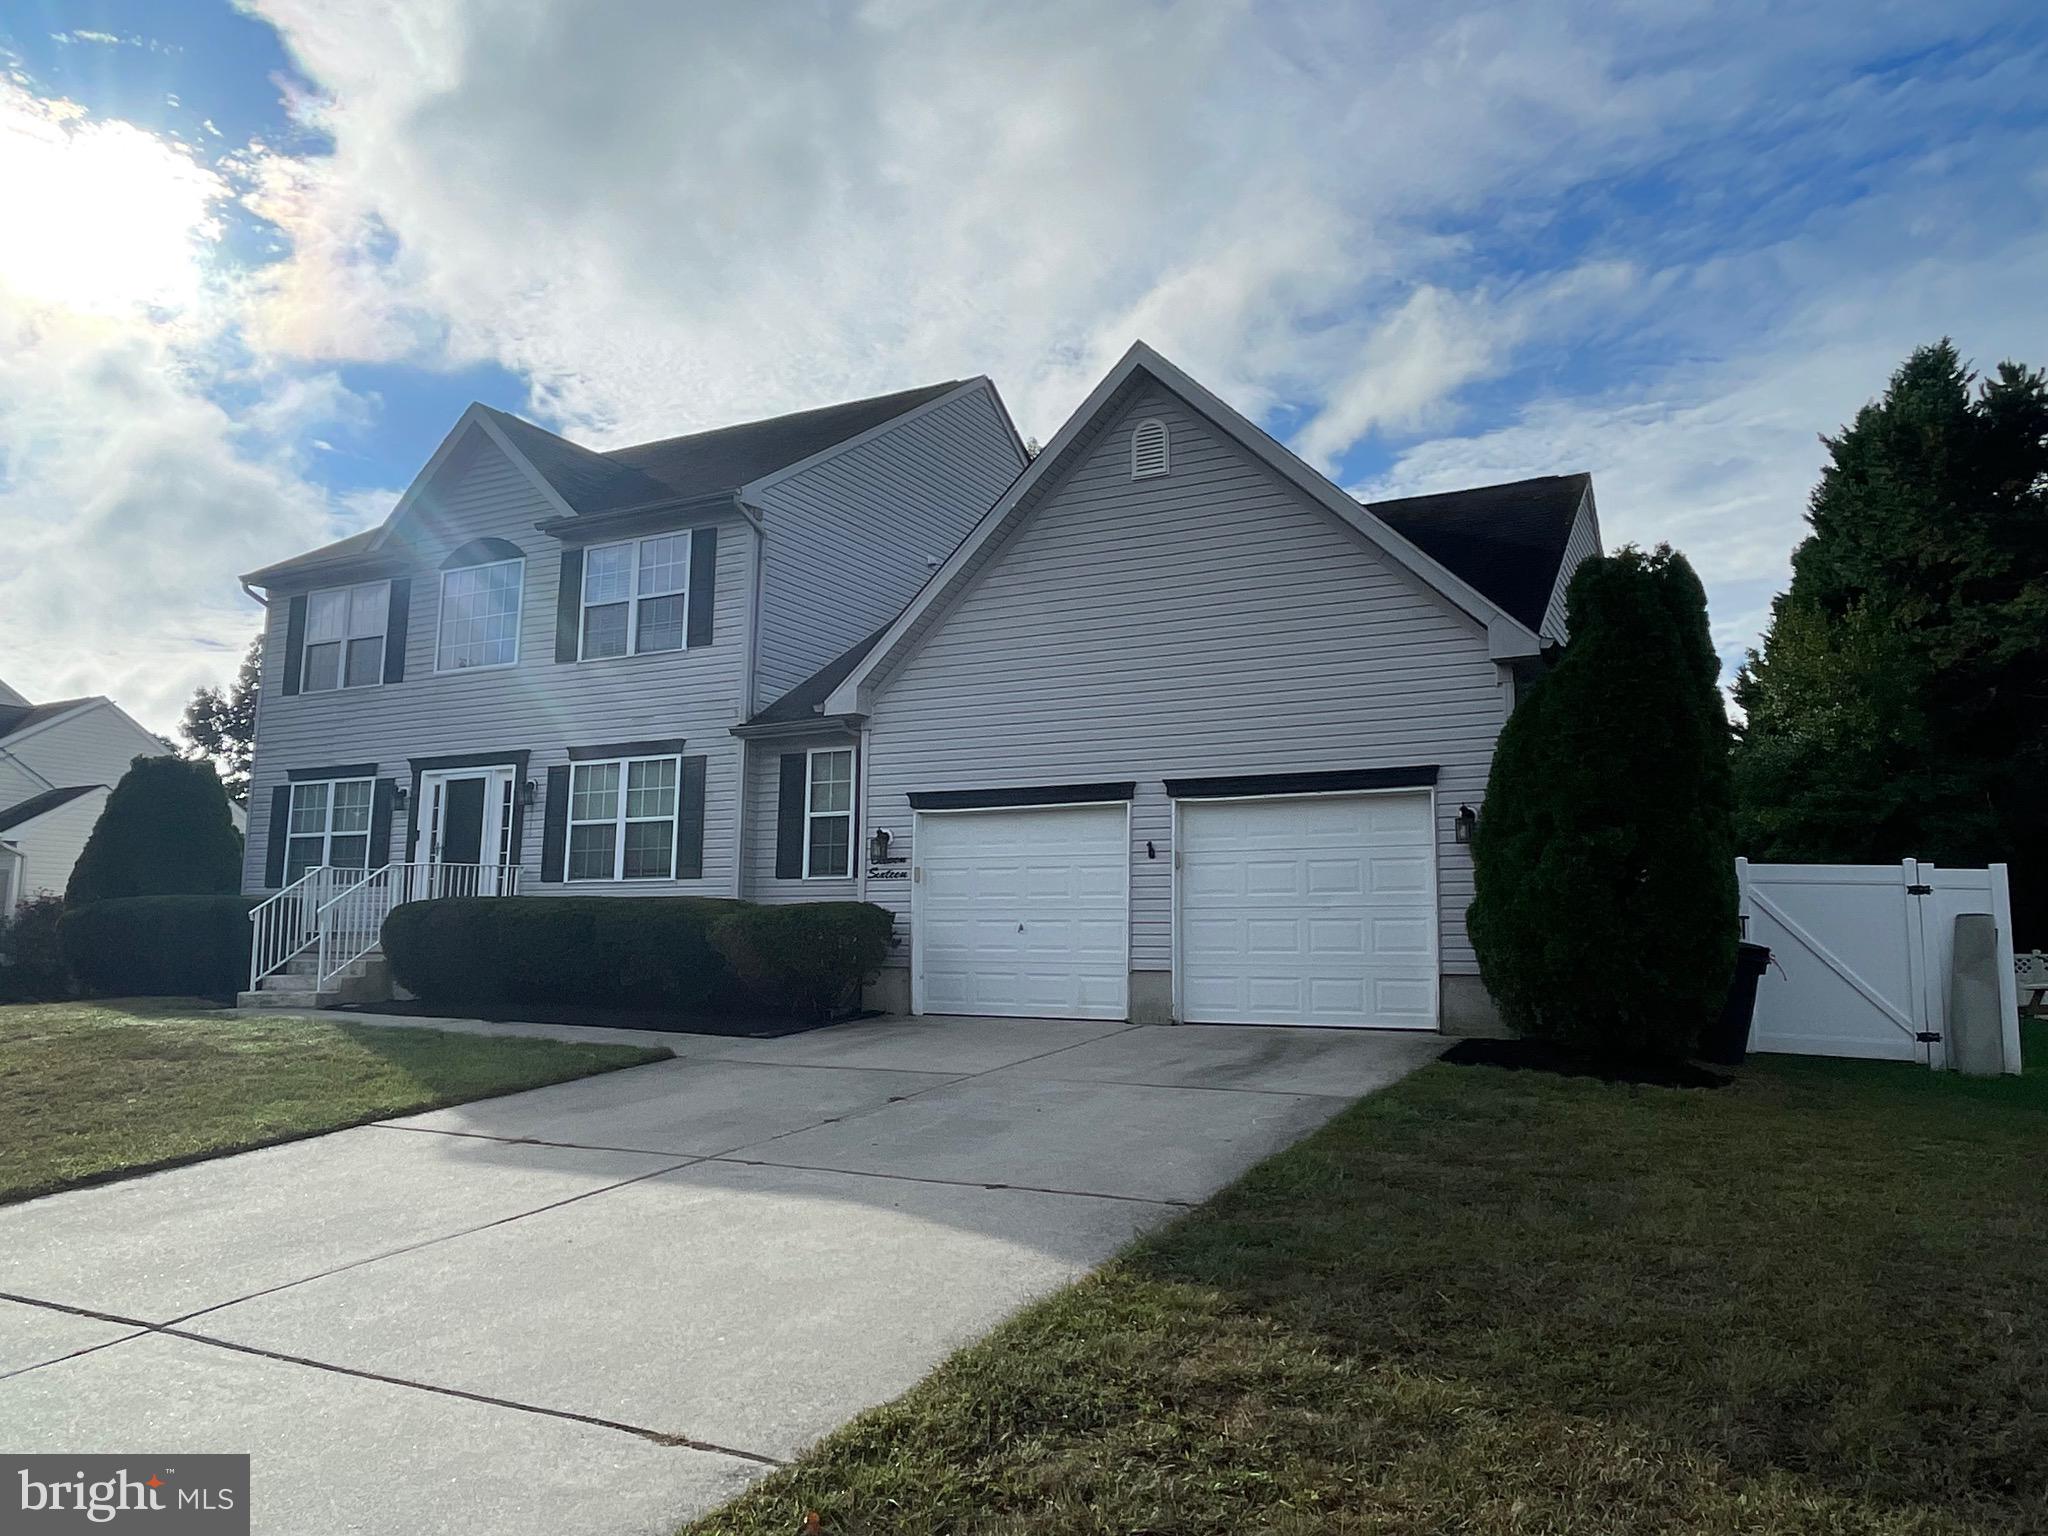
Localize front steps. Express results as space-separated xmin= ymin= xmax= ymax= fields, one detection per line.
xmin=238 ymin=951 xmax=395 ymax=1011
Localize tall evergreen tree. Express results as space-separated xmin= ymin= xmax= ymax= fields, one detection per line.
xmin=1468 ymin=546 xmax=1737 ymax=1063
xmin=1734 ymin=342 xmax=2048 ymax=938
xmin=180 ymin=635 xmax=261 ymax=805
xmin=66 ymin=756 xmax=243 ymax=907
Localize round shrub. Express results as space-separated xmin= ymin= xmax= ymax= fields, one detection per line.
xmin=0 ymin=894 xmax=72 ymax=1002
xmin=1466 ymin=545 xmax=1738 ymax=1064
xmin=58 ymin=894 xmax=261 ymax=998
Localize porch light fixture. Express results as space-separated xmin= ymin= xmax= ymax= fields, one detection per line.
xmin=1455 ymin=804 xmax=1478 ymax=845
xmin=521 ymin=779 xmax=538 ymax=807
xmin=868 ymin=827 xmax=892 ymax=864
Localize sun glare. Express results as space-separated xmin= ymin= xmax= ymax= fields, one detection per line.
xmin=0 ymin=84 xmax=225 ymax=315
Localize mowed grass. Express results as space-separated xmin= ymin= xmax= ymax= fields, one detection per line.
xmin=691 ymin=1022 xmax=2046 ymax=1536
xmin=0 ymin=999 xmax=669 ymax=1203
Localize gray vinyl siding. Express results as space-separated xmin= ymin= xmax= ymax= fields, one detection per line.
xmin=739 ymin=731 xmax=862 ymax=902
xmin=5 ymin=787 xmax=110 ymax=901
xmin=5 ymin=702 xmax=168 ymax=790
xmin=243 ymin=429 xmax=754 ymax=897
xmin=1540 ymin=496 xmax=1602 ymax=641
xmin=751 ymin=383 xmax=1024 ymax=709
xmin=861 ymin=383 xmax=1509 ymax=979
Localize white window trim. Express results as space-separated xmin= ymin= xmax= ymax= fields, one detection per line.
xmin=565 ymin=753 xmax=682 ymax=883
xmin=285 ymin=777 xmax=376 ymax=878
xmin=301 ymin=580 xmax=390 ymax=693
xmin=577 ymin=534 xmax=691 ymax=662
xmin=433 ymin=557 xmax=525 ymax=675
xmin=802 ymin=747 xmax=855 ymax=880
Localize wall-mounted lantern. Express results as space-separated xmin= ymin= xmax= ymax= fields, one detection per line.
xmin=869 ymin=827 xmax=893 ymax=864
xmin=520 ymin=779 xmax=539 ymax=808
xmin=1455 ymin=804 xmax=1478 ymax=845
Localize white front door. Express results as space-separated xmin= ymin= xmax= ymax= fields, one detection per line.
xmin=418 ymin=767 xmax=516 ymax=894
xmin=1177 ymin=791 xmax=1438 ymax=1029
xmin=913 ymin=803 xmax=1129 ymax=1020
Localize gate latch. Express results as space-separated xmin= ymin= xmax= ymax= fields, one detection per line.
xmin=1915 ymin=1031 xmax=1943 ymax=1043
xmin=1906 ymin=883 xmax=1933 ymax=895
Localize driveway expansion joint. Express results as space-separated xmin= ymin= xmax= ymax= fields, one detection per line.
xmin=705 ymin=1154 xmax=1193 ymax=1209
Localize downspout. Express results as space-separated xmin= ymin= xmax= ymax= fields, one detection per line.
xmin=730 ymin=497 xmax=765 ymax=898
xmin=857 ymin=719 xmax=873 ymax=904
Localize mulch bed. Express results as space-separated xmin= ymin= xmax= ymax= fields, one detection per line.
xmin=338 ymin=998 xmax=878 ymax=1039
xmin=1440 ymin=1035 xmax=1731 ymax=1089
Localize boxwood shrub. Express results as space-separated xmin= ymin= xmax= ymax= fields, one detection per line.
xmin=710 ymin=902 xmax=896 ymax=1021
xmin=58 ymin=894 xmax=261 ymax=999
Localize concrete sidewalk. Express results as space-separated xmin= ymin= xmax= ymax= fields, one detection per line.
xmin=0 ymin=1014 xmax=1442 ymax=1535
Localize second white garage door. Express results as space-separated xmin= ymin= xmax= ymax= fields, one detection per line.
xmin=913 ymin=803 xmax=1129 ymax=1019
xmin=1178 ymin=791 xmax=1438 ymax=1029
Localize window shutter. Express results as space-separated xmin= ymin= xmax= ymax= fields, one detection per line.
xmin=369 ymin=779 xmax=396 ymax=869
xmin=282 ymin=594 xmax=307 ymax=697
xmin=687 ymin=526 xmax=717 ymax=647
xmin=540 ymin=765 xmax=571 ymax=881
xmin=382 ymin=579 xmax=411 ymax=684
xmin=775 ymin=753 xmax=805 ymax=879
xmin=677 ymin=755 xmax=707 ymax=880
xmin=263 ymin=783 xmax=292 ymax=887
xmin=554 ymin=548 xmax=584 ymax=663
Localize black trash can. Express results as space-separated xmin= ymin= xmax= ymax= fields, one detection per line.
xmin=1701 ymin=941 xmax=1771 ymax=1066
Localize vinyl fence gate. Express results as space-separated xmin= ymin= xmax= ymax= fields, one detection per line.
xmin=1736 ymin=859 xmax=2022 ymax=1073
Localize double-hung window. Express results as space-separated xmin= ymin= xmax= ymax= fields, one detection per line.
xmin=580 ymin=534 xmax=689 ymax=659
xmin=437 ymin=559 xmax=523 ymax=671
xmin=285 ymin=778 xmax=374 ymax=882
xmin=804 ymin=748 xmax=854 ymax=878
xmin=567 ymin=754 xmax=680 ymax=881
xmin=303 ymin=582 xmax=388 ymax=691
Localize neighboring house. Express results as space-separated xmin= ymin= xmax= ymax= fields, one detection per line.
xmin=0 ymin=680 xmax=189 ymax=911
xmin=242 ymin=345 xmax=1600 ymax=1034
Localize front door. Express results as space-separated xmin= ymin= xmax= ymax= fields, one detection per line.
xmin=419 ymin=767 xmax=515 ymax=895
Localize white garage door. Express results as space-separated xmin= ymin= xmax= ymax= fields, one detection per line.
xmin=914 ymin=803 xmax=1129 ymax=1020
xmin=1179 ymin=792 xmax=1437 ymax=1029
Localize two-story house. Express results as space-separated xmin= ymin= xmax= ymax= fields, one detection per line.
xmin=243 ymin=345 xmax=1599 ymax=1034
xmin=0 ymin=680 xmax=193 ymax=912
xmin=239 ymin=379 xmax=1028 ymax=998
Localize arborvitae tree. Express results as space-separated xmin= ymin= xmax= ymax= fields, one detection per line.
xmin=1734 ymin=342 xmax=2048 ymax=939
xmin=1468 ymin=546 xmax=1738 ymax=1063
xmin=180 ymin=635 xmax=261 ymax=805
xmin=65 ymin=756 xmax=243 ymax=907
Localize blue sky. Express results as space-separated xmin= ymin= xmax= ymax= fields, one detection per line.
xmin=2 ymin=1 xmax=2044 ymax=733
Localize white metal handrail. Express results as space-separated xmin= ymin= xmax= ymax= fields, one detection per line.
xmin=248 ymin=865 xmax=341 ymax=990
xmin=314 ymin=861 xmax=521 ymax=989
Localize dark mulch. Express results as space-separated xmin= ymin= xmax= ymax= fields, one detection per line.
xmin=339 ymin=998 xmax=877 ymax=1039
xmin=1440 ymin=1035 xmax=1731 ymax=1089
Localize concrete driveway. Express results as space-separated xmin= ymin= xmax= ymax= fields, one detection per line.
xmin=0 ymin=1013 xmax=1441 ymax=1535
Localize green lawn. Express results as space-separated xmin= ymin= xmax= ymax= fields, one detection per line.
xmin=691 ymin=1023 xmax=2045 ymax=1536
xmin=0 ymin=999 xmax=669 ymax=1203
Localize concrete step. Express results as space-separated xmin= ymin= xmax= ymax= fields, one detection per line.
xmin=243 ymin=952 xmax=392 ymax=1011
xmin=238 ymin=987 xmax=342 ymax=1010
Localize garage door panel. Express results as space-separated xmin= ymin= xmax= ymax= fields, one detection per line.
xmin=1180 ymin=792 xmax=1436 ymax=1029
xmin=916 ymin=805 xmax=1128 ymax=1021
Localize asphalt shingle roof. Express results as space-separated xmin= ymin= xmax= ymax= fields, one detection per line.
xmin=247 ymin=381 xmax=973 ymax=584
xmin=747 ymin=624 xmax=893 ymax=725
xmin=1365 ymin=473 xmax=1590 ymax=632
xmin=0 ymin=783 xmax=102 ymax=835
xmin=0 ymin=697 xmax=97 ymax=741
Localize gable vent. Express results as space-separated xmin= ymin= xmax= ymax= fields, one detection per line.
xmin=1130 ymin=418 xmax=1170 ymax=479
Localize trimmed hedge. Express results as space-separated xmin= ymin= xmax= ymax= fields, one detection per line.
xmin=59 ymin=894 xmax=261 ymax=998
xmin=381 ymin=896 xmax=894 ymax=1020
xmin=711 ymin=902 xmax=896 ymax=1021
xmin=0 ymin=895 xmax=72 ymax=1002
xmin=66 ymin=755 xmax=242 ymax=907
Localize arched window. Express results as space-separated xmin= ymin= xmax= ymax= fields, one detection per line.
xmin=441 ymin=536 xmax=525 ymax=569
xmin=1130 ymin=418 xmax=1169 ymax=479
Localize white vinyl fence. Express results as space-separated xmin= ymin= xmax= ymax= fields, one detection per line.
xmin=1736 ymin=859 xmax=2022 ymax=1073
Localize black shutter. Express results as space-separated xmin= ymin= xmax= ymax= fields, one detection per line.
xmin=687 ymin=526 xmax=717 ymax=647
xmin=369 ymin=779 xmax=396 ymax=869
xmin=382 ymin=579 xmax=411 ymax=684
xmin=678 ymin=755 xmax=707 ymax=880
xmin=540 ymin=764 xmax=571 ymax=881
xmin=849 ymin=747 xmax=860 ymax=879
xmin=555 ymin=549 xmax=583 ymax=663
xmin=264 ymin=783 xmax=292 ymax=887
xmin=775 ymin=753 xmax=806 ymax=879
xmin=282 ymin=594 xmax=307 ymax=697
